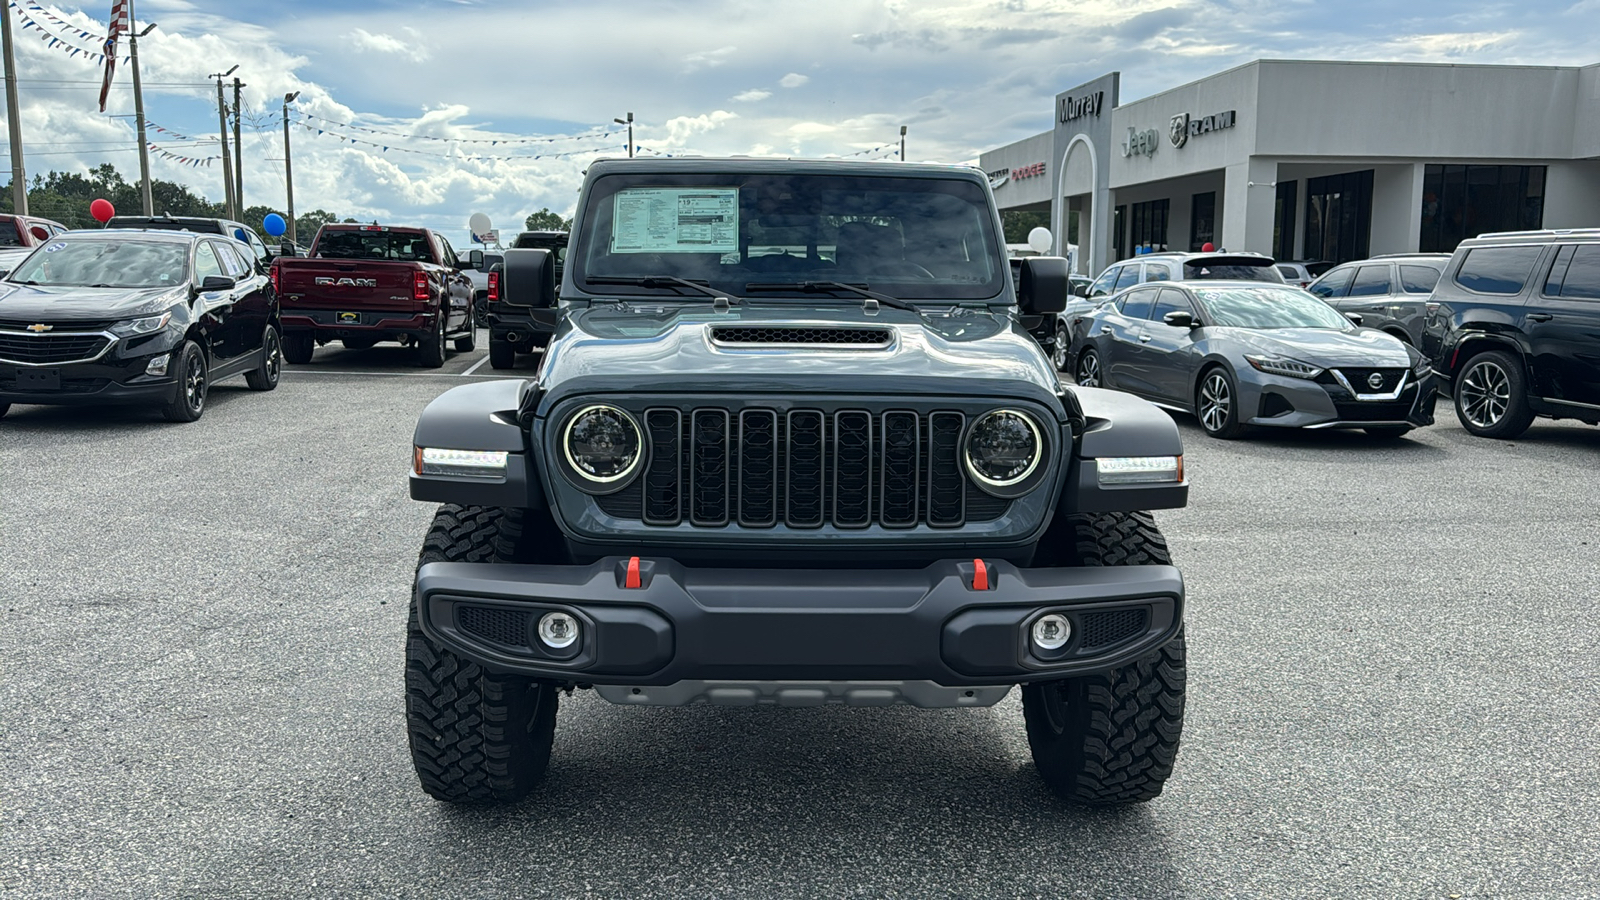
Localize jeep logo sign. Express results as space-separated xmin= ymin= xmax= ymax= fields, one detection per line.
xmin=1058 ymin=91 xmax=1104 ymax=124
xmin=315 ymin=277 xmax=378 ymax=287
xmin=1121 ymin=127 xmax=1159 ymax=158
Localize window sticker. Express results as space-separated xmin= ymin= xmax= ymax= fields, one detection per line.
xmin=612 ymin=188 xmax=738 ymax=254
xmin=43 ymin=242 xmax=67 ymax=252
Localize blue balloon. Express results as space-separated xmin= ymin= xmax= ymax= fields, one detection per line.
xmin=262 ymin=213 xmax=287 ymax=237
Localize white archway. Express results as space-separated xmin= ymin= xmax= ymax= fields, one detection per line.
xmin=1056 ymin=134 xmax=1097 ymax=273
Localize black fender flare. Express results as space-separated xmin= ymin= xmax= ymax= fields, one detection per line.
xmin=1063 ymin=386 xmax=1187 ymax=513
xmin=409 ymin=379 xmax=545 ymax=508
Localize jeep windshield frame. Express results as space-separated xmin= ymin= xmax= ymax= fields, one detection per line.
xmin=570 ymin=171 xmax=1006 ymax=303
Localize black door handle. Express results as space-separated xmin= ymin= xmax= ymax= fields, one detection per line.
xmin=1526 ymin=313 xmax=1553 ymax=322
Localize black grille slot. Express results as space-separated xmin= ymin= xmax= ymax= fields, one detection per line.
xmin=712 ymin=327 xmax=891 ymax=345
xmin=1079 ymin=609 xmax=1148 ymax=650
xmin=690 ymin=409 xmax=730 ymax=526
xmin=458 ymin=606 xmax=531 ymax=648
xmin=786 ymin=410 xmax=826 ymax=527
xmin=927 ymin=412 xmax=966 ymax=527
xmin=738 ymin=410 xmax=778 ymax=526
xmin=0 ymin=318 xmax=117 ymax=330
xmin=643 ymin=410 xmax=682 ymax=525
xmin=596 ymin=481 xmax=644 ymax=519
xmin=880 ymin=411 xmax=920 ymax=527
xmin=0 ymin=333 xmax=110 ymax=364
xmin=1334 ymin=367 xmax=1406 ymax=394
xmin=965 ymin=484 xmax=1010 ymax=522
xmin=833 ymin=411 xmax=873 ymax=528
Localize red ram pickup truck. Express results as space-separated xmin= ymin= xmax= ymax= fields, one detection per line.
xmin=273 ymin=224 xmax=475 ymax=367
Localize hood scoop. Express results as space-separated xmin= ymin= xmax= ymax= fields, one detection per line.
xmin=709 ymin=325 xmax=893 ymax=348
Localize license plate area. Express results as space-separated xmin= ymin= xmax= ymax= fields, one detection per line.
xmin=336 ymin=311 xmax=362 ymax=325
xmin=17 ymin=368 xmax=61 ymax=390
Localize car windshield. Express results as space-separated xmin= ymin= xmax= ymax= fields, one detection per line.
xmin=1194 ymin=286 xmax=1353 ymax=330
xmin=7 ymin=239 xmax=189 ymax=288
xmin=1183 ymin=261 xmax=1282 ymax=283
xmin=316 ymin=230 xmax=434 ymax=261
xmin=572 ymin=172 xmax=1004 ymax=301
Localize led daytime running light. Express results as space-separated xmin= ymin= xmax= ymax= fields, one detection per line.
xmin=1096 ymin=455 xmax=1182 ymax=485
xmin=417 ymin=447 xmax=509 ymax=478
xmin=1244 ymin=355 xmax=1323 ymax=380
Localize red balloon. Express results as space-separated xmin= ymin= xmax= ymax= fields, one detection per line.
xmin=90 ymin=198 xmax=115 ymax=223
xmin=1201 ymin=241 xmax=1215 ymax=253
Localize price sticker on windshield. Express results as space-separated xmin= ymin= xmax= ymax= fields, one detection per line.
xmin=43 ymin=242 xmax=67 ymax=252
xmin=612 ymin=188 xmax=738 ymax=254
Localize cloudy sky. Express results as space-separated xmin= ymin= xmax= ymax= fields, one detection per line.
xmin=4 ymin=0 xmax=1598 ymax=248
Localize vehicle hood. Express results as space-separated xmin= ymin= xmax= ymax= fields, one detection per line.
xmin=538 ymin=302 xmax=1064 ymax=410
xmin=1210 ymin=326 xmax=1414 ymax=367
xmin=0 ymin=282 xmax=186 ymax=322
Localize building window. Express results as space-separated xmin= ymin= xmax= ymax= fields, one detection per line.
xmin=1420 ymin=165 xmax=1545 ymax=254
xmin=1274 ymin=181 xmax=1297 ymax=261
xmin=1190 ymin=193 xmax=1216 ymax=252
xmin=1113 ymin=205 xmax=1127 ymax=260
xmin=1130 ymin=199 xmax=1169 ymax=255
xmin=1304 ymin=170 xmax=1374 ymax=265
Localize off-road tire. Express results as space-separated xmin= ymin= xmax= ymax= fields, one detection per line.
xmin=244 ymin=326 xmax=281 ymax=391
xmin=417 ymin=314 xmax=447 ymax=369
xmin=1022 ymin=511 xmax=1186 ymax=806
xmin=406 ymin=505 xmax=559 ymax=804
xmin=282 ymin=332 xmax=315 ymax=364
xmin=160 ymin=340 xmax=208 ymax=423
xmin=489 ymin=335 xmax=515 ymax=370
xmin=1454 ymin=349 xmax=1535 ymax=440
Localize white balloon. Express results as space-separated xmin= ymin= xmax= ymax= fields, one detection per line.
xmin=468 ymin=212 xmax=493 ymax=238
xmin=1027 ymin=226 xmax=1053 ymax=254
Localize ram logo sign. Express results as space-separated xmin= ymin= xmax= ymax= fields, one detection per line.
xmin=315 ymin=277 xmax=377 ymax=287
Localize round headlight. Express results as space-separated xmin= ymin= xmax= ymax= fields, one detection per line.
xmin=964 ymin=409 xmax=1041 ymax=488
xmin=563 ymin=405 xmax=642 ymax=484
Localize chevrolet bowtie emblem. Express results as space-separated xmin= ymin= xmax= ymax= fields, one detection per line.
xmin=27 ymin=323 xmax=51 ymax=333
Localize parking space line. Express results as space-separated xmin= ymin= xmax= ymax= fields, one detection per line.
xmin=459 ymin=355 xmax=491 ymax=377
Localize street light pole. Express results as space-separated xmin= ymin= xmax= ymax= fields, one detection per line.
xmin=128 ymin=9 xmax=157 ymax=215
xmin=232 ymin=76 xmax=245 ymax=213
xmin=900 ymin=125 xmax=906 ymax=162
xmin=210 ymin=66 xmax=237 ymax=219
xmin=2 ymin=0 xmax=28 ymax=214
xmin=613 ymin=111 xmax=633 ymax=158
xmin=282 ymin=91 xmax=298 ymax=245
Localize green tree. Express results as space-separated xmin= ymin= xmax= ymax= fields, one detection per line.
xmin=524 ymin=207 xmax=570 ymax=231
xmin=1000 ymin=209 xmax=1051 ymax=245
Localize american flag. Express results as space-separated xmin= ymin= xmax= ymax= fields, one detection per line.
xmin=98 ymin=0 xmax=131 ymax=113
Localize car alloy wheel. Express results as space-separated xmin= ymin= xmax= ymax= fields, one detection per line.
xmin=1053 ymin=323 xmax=1070 ymax=371
xmin=264 ymin=330 xmax=281 ymax=382
xmin=1198 ymin=371 xmax=1231 ymax=433
xmin=1458 ymin=359 xmax=1510 ymax=428
xmin=184 ymin=350 xmax=206 ymax=413
xmin=1076 ymin=350 xmax=1101 ymax=387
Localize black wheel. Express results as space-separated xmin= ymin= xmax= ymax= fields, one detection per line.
xmin=473 ymin=292 xmax=489 ymax=328
xmin=489 ymin=335 xmax=516 ymax=370
xmin=244 ymin=326 xmax=281 ymax=391
xmin=282 ymin=332 xmax=314 ymax=364
xmin=417 ymin=314 xmax=447 ymax=368
xmin=407 ymin=505 xmax=561 ymax=804
xmin=1022 ymin=511 xmax=1186 ymax=806
xmin=454 ymin=322 xmax=476 ymax=353
xmin=1454 ymin=350 xmax=1534 ymax=439
xmin=1364 ymin=425 xmax=1412 ymax=440
xmin=161 ymin=340 xmax=208 ymax=423
xmin=342 ymin=337 xmax=379 ymax=351
xmin=1196 ymin=366 xmax=1246 ymax=439
xmin=1052 ymin=322 xmax=1070 ymax=372
xmin=1075 ymin=348 xmax=1102 ymax=387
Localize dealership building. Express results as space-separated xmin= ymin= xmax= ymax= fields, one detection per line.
xmin=979 ymin=60 xmax=1600 ymax=275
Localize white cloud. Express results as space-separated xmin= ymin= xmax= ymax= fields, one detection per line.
xmin=732 ymin=89 xmax=772 ymax=102
xmin=346 ymin=27 xmax=430 ymax=62
xmin=778 ymin=72 xmax=810 ymax=88
xmin=683 ymin=45 xmax=737 ymax=72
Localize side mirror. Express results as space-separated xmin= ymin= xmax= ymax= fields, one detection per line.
xmin=1344 ymin=312 xmax=1364 ymax=326
xmin=1017 ymin=256 xmax=1070 ymax=315
xmin=199 ymin=275 xmax=236 ymax=292
xmin=1163 ymin=311 xmax=1197 ymax=329
xmin=1073 ymin=282 xmax=1090 ymax=298
xmin=280 ymin=240 xmax=297 ymax=258
xmin=467 ymin=249 xmax=484 ymax=270
xmin=501 ymin=247 xmax=557 ymax=308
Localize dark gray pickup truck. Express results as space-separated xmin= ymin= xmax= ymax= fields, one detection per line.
xmin=403 ymin=157 xmax=1191 ymax=807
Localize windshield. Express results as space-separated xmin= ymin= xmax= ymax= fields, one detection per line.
xmin=1183 ymin=261 xmax=1282 ymax=283
xmin=316 ymin=230 xmax=435 ymax=261
xmin=572 ymin=172 xmax=1004 ymax=301
xmin=7 ymin=239 xmax=189 ymax=288
xmin=1194 ymin=286 xmax=1353 ymax=330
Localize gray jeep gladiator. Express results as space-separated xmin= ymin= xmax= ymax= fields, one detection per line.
xmin=405 ymin=158 xmax=1190 ymax=806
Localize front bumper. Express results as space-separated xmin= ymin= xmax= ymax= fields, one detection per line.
xmin=0 ymin=334 xmax=180 ymax=407
xmin=415 ymin=557 xmax=1183 ymax=688
xmin=1242 ymin=369 xmax=1439 ymax=430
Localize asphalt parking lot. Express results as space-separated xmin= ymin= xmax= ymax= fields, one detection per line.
xmin=2 ymin=338 xmax=1597 ymax=898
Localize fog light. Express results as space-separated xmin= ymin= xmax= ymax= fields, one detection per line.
xmin=538 ymin=612 xmax=579 ymax=649
xmin=1032 ymin=614 xmax=1072 ymax=651
xmin=145 ymin=354 xmax=170 ymax=376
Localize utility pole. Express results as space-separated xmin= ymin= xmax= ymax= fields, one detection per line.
xmin=232 ymin=76 xmax=245 ymax=214
xmin=128 ymin=6 xmax=156 ymax=215
xmin=613 ymin=111 xmax=633 ymax=158
xmin=282 ymin=91 xmax=298 ymax=245
xmin=900 ymin=125 xmax=907 ymax=162
xmin=210 ymin=67 xmax=237 ymax=219
xmin=2 ymin=0 xmax=28 ymax=214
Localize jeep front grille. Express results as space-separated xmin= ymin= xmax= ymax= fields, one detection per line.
xmin=607 ymin=407 xmax=1007 ymax=529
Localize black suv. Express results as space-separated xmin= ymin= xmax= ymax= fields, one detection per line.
xmin=404 ymin=157 xmax=1192 ymax=808
xmin=1421 ymin=229 xmax=1600 ymax=438
xmin=485 ymin=230 xmax=566 ymax=369
xmin=1307 ymin=253 xmax=1448 ymax=346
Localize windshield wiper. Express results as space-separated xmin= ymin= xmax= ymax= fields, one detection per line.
xmin=588 ymin=275 xmax=739 ymax=304
xmin=744 ymin=281 xmax=919 ymax=314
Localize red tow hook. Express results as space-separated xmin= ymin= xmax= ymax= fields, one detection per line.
xmin=972 ymin=559 xmax=989 ymax=591
xmin=624 ymin=556 xmax=642 ymax=589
